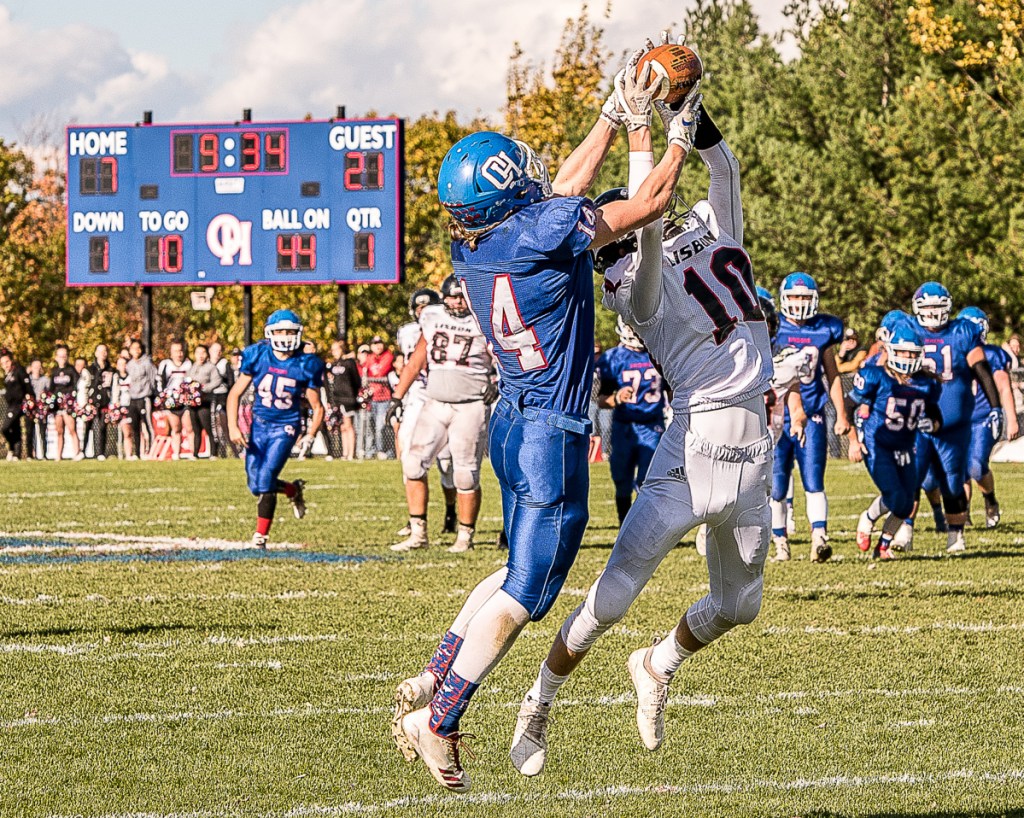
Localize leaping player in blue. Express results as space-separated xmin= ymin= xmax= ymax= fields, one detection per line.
xmin=958 ymin=306 xmax=1019 ymax=528
xmin=770 ymin=272 xmax=850 ymax=563
xmin=908 ymin=283 xmax=1004 ymax=553
xmin=597 ymin=315 xmax=666 ymax=525
xmin=226 ymin=310 xmax=325 ymax=549
xmin=844 ymin=323 xmax=943 ymax=560
xmin=390 ymin=43 xmax=703 ymax=793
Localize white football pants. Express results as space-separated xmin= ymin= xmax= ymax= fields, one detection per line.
xmin=400 ymin=386 xmax=454 ymax=490
xmin=563 ymin=396 xmax=772 ymax=650
xmin=402 ymin=397 xmax=487 ymax=492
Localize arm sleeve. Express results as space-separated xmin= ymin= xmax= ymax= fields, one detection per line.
xmin=699 ymin=140 xmax=743 ymax=245
xmin=972 ymin=358 xmax=1002 ymax=410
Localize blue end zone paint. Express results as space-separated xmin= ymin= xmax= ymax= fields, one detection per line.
xmin=0 ymin=538 xmax=382 ymax=566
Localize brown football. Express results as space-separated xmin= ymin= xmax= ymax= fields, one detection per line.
xmin=636 ymin=44 xmax=702 ymax=106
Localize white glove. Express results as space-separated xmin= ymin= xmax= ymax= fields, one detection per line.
xmin=615 ymin=48 xmax=658 ymax=131
xmin=665 ymin=92 xmax=703 ymax=152
xmin=600 ymin=90 xmax=624 ymax=130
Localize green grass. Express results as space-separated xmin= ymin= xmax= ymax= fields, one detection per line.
xmin=2 ymin=458 xmax=1024 ymax=817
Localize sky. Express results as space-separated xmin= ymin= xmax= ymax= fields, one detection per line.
xmin=0 ymin=0 xmax=796 ymax=151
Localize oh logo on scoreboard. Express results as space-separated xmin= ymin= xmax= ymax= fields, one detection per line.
xmin=206 ymin=214 xmax=252 ymax=266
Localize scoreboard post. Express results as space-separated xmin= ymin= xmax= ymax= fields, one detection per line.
xmin=66 ymin=114 xmax=404 ymax=345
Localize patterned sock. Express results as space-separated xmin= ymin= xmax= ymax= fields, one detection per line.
xmin=429 ymin=670 xmax=479 ymax=737
xmin=424 ymin=630 xmax=463 ymax=687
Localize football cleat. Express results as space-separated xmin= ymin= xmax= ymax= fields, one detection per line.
xmin=946 ymin=530 xmax=966 ymax=554
xmin=891 ymin=523 xmax=914 ymax=552
xmin=628 ymin=642 xmax=671 ymax=751
xmin=391 ymin=519 xmax=429 ymax=552
xmin=872 ymin=541 xmax=895 ymax=560
xmin=510 ymin=693 xmax=551 ymax=776
xmin=290 ymin=479 xmax=306 ymax=519
xmin=395 ymin=523 xmax=412 ymax=538
xmin=985 ymin=498 xmax=1001 ymax=529
xmin=399 ymin=707 xmax=472 ymax=793
xmin=695 ymin=524 xmax=708 ymax=557
xmin=772 ymin=536 xmax=791 ymax=562
xmin=251 ymin=533 xmax=268 ymax=550
xmin=447 ymin=525 xmax=475 ymax=554
xmin=811 ymin=529 xmax=832 ymax=563
xmin=856 ymin=511 xmax=874 ymax=552
xmin=392 ymin=672 xmax=438 ymax=762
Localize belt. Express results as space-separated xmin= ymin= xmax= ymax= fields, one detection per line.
xmin=500 ymin=396 xmax=592 ymax=436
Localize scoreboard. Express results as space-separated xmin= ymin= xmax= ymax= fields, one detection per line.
xmin=65 ymin=118 xmax=403 ymax=287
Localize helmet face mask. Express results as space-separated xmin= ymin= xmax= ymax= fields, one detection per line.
xmin=264 ymin=309 xmax=303 ymax=353
xmin=779 ymin=273 xmax=819 ymax=322
xmin=912 ymin=282 xmax=952 ymax=330
xmin=441 ymin=274 xmax=471 ymax=318
xmin=884 ymin=324 xmax=925 ymax=376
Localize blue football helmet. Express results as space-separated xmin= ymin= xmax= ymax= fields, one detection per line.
xmin=437 ymin=132 xmax=551 ymax=233
xmin=912 ymin=282 xmax=952 ymax=330
xmin=885 ymin=323 xmax=925 ymax=376
xmin=779 ymin=272 xmax=819 ymax=321
xmin=265 ymin=309 xmax=303 ymax=352
xmin=957 ymin=306 xmax=989 ymax=342
xmin=876 ymin=309 xmax=916 ymax=344
xmin=755 ymin=285 xmax=775 ymax=307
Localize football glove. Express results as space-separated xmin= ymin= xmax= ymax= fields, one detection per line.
xmin=988 ymin=408 xmax=1005 ymax=441
xmin=600 ymin=90 xmax=625 ymax=130
xmin=385 ymin=397 xmax=404 ymax=426
xmin=615 ymin=47 xmax=658 ymax=131
xmin=664 ymin=92 xmax=703 ymax=152
xmin=482 ymin=381 xmax=500 ymax=405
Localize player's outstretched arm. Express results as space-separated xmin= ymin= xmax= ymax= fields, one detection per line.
xmin=622 ymin=126 xmax=665 ymax=326
xmin=226 ymin=373 xmax=252 ymax=447
xmin=692 ymin=104 xmax=743 ymax=244
xmin=550 ymin=119 xmax=620 ymax=198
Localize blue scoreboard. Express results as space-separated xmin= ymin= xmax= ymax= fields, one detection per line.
xmin=65 ymin=118 xmax=403 ymax=287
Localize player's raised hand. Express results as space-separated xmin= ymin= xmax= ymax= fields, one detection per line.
xmin=615 ymin=48 xmax=658 ymax=132
xmin=664 ymin=92 xmax=702 ymax=152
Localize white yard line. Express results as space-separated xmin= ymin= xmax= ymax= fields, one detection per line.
xmin=0 ymin=530 xmax=305 ymax=555
xmin=44 ymin=768 xmax=1024 ymax=818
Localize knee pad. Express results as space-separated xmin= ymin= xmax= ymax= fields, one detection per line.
xmin=589 ymin=566 xmax=641 ymax=630
xmin=454 ymin=466 xmax=480 ymax=493
xmin=687 ymin=574 xmax=764 ymax=645
xmin=401 ymin=451 xmax=428 ymax=482
xmin=942 ymin=491 xmax=968 ymax=516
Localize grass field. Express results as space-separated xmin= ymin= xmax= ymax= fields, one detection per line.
xmin=2 ymin=457 xmax=1024 ymax=817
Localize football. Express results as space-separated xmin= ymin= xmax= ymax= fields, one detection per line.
xmin=636 ymin=44 xmax=702 ymax=106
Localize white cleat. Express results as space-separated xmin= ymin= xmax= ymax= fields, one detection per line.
xmin=290 ymin=479 xmax=307 ymax=519
xmin=400 ymin=707 xmax=472 ymax=793
xmin=771 ymin=536 xmax=791 ymax=562
xmin=510 ymin=694 xmax=551 ymax=776
xmin=695 ymin=524 xmax=708 ymax=557
xmin=856 ymin=511 xmax=874 ymax=553
xmin=946 ymin=530 xmax=966 ymax=554
xmin=892 ymin=522 xmax=914 ymax=552
xmin=395 ymin=524 xmax=412 ymax=538
xmin=811 ymin=529 xmax=833 ymax=563
xmin=447 ymin=525 xmax=475 ymax=553
xmin=391 ymin=518 xmax=428 ymax=552
xmin=392 ymin=671 xmax=437 ymax=762
xmin=251 ymin=533 xmax=268 ymax=550
xmin=627 ymin=643 xmax=670 ymax=751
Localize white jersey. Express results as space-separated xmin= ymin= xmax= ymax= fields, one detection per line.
xmin=397 ymin=321 xmax=428 ymax=400
xmin=603 ymin=200 xmax=772 ymax=414
xmin=158 ymin=359 xmax=192 ymax=393
xmin=417 ymin=304 xmax=492 ymax=403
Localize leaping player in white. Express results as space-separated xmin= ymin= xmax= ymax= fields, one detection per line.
xmin=510 ymin=38 xmax=775 ymax=774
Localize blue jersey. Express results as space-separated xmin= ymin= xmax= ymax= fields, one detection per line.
xmin=241 ymin=341 xmax=325 ymax=427
xmin=918 ymin=318 xmax=982 ymax=429
xmin=452 ymin=196 xmax=596 ymax=418
xmin=775 ymin=313 xmax=844 ymax=416
xmin=971 ymin=344 xmax=1011 ymax=423
xmin=597 ymin=346 xmax=665 ymax=425
xmin=848 ymin=365 xmax=942 ymax=451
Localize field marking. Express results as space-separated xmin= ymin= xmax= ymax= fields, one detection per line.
xmin=7 ymin=684 xmax=1024 ymax=731
xmin=43 ymin=767 xmax=1024 ymax=817
xmin=0 ymin=530 xmax=306 ymax=555
xmin=0 ymin=589 xmax=340 ymax=607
